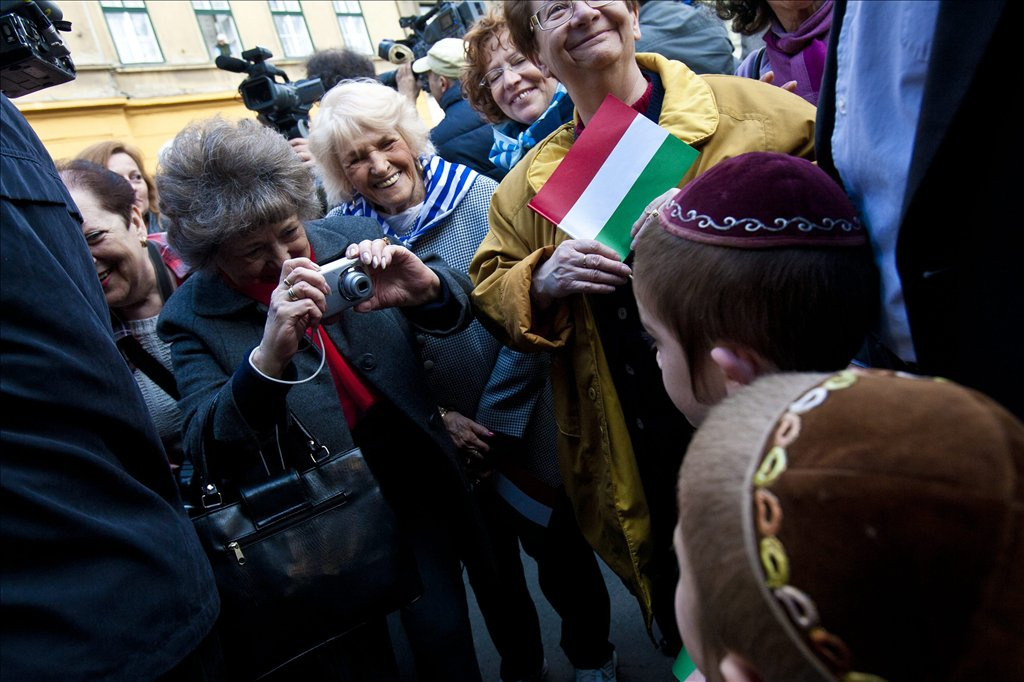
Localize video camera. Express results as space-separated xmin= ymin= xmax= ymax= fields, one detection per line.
xmin=216 ymin=46 xmax=324 ymax=140
xmin=0 ymin=0 xmax=76 ymax=98
xmin=377 ymin=0 xmax=485 ymax=89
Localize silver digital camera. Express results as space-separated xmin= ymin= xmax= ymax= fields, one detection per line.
xmin=320 ymin=257 xmax=373 ymax=317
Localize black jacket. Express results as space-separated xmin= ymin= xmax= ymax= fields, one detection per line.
xmin=0 ymin=94 xmax=219 ymax=681
xmin=432 ymin=81 xmax=505 ymax=181
xmin=817 ymin=0 xmax=1022 ymax=419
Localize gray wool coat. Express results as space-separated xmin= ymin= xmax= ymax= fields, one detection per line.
xmin=157 ymin=216 xmax=474 ymax=485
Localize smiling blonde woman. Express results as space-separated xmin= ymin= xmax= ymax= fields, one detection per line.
xmin=312 ymin=79 xmax=619 ymax=681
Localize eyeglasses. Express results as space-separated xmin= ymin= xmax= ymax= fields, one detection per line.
xmin=530 ymin=0 xmax=615 ymax=32
xmin=480 ymin=52 xmax=533 ymax=89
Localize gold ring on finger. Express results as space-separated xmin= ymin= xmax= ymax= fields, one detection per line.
xmin=647 ymin=208 xmax=660 ymax=220
xmin=287 ymin=286 xmax=298 ymax=301
xmin=283 ymin=277 xmax=293 ymax=287
xmin=578 ymin=254 xmax=588 ymax=268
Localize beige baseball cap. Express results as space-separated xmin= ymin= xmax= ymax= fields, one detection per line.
xmin=411 ymin=38 xmax=467 ymax=79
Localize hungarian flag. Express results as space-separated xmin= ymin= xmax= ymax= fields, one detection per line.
xmin=528 ymin=94 xmax=698 ymax=258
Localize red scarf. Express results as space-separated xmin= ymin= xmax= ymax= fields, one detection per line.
xmin=230 ymin=245 xmax=376 ymax=428
xmin=576 ymin=75 xmax=653 ymax=134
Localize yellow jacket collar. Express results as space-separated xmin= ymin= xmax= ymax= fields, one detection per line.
xmin=527 ymin=53 xmax=718 ymax=194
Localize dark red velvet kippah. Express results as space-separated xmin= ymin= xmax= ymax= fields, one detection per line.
xmin=658 ymin=152 xmax=866 ymax=248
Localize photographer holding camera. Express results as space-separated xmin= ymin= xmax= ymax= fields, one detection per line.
xmin=397 ymin=38 xmax=503 ymax=181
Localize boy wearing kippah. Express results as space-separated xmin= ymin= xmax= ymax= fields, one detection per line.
xmin=632 ymin=151 xmax=879 ymax=426
xmin=673 ymin=369 xmax=1024 ymax=680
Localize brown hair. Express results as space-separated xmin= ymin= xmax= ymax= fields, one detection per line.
xmin=75 ymin=140 xmax=159 ymax=217
xmin=709 ymin=0 xmax=773 ymax=35
xmin=57 ymin=159 xmax=136 ymax=228
xmin=633 ymin=225 xmax=878 ymax=402
xmin=462 ymin=6 xmax=513 ymax=124
xmin=505 ymin=0 xmax=640 ymax=63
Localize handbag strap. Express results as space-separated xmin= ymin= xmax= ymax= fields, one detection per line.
xmin=191 ymin=399 xmax=223 ymax=509
xmin=191 ymin=400 xmax=329 ymax=510
xmin=116 ymin=334 xmax=181 ymax=400
xmin=289 ymin=409 xmax=331 ymax=464
xmin=751 ymin=45 xmax=766 ymax=77
xmin=146 ymin=239 xmax=176 ymax=303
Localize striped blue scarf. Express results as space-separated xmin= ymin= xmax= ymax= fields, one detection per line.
xmin=489 ymin=85 xmax=574 ymax=171
xmin=328 ymin=154 xmax=479 ymax=247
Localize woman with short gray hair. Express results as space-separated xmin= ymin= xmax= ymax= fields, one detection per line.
xmin=156 ymin=116 xmax=485 ymax=680
xmin=159 ymin=117 xmax=320 ymax=271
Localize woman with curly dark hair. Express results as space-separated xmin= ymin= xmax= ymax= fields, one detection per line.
xmin=58 ymin=160 xmax=189 ymax=473
xmin=712 ymin=0 xmax=833 ymax=104
xmin=462 ymin=6 xmax=575 ymax=173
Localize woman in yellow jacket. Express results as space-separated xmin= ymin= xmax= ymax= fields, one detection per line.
xmin=470 ymin=0 xmax=816 ymax=656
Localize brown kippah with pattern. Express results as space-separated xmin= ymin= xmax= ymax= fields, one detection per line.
xmin=743 ymin=369 xmax=1024 ymax=680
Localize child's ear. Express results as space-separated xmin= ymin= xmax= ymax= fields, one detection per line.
xmin=709 ymin=345 xmax=772 ymax=395
xmin=719 ymin=652 xmax=765 ymax=682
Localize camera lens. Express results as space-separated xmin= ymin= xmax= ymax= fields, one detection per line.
xmin=337 ymin=269 xmax=372 ymax=301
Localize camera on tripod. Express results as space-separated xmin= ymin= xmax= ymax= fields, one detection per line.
xmin=377 ymin=0 xmax=485 ymax=89
xmin=216 ymin=46 xmax=324 ymax=140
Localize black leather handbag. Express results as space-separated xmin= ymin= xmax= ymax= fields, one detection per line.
xmin=189 ymin=407 xmax=422 ymax=680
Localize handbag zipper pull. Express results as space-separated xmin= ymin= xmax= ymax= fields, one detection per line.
xmin=228 ymin=541 xmax=246 ymax=565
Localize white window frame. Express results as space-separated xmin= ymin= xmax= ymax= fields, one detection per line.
xmin=99 ymin=0 xmax=164 ymax=65
xmin=192 ymin=1 xmax=243 ymax=60
xmin=332 ymin=1 xmax=373 ymax=56
xmin=268 ymin=0 xmax=315 ymax=58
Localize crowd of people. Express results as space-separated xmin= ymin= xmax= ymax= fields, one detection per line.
xmin=2 ymin=1 xmax=1021 ymax=681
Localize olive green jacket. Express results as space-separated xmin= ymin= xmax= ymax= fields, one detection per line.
xmin=470 ymin=53 xmax=816 ymax=625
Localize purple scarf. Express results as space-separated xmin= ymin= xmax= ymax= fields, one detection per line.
xmin=763 ymin=0 xmax=833 ymax=105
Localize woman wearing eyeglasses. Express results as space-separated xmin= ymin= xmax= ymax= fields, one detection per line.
xmin=462 ymin=7 xmax=576 ymax=173
xmin=469 ymin=0 xmax=817 ymax=663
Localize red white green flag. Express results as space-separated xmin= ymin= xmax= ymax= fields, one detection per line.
xmin=528 ymin=94 xmax=698 ymax=258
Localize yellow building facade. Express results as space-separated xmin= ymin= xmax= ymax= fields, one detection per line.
xmin=12 ymin=0 xmax=428 ymax=169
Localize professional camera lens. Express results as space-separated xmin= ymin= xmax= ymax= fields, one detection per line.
xmin=377 ymin=40 xmax=414 ymax=64
xmin=337 ymin=269 xmax=373 ymax=301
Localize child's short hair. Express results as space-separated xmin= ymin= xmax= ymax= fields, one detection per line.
xmin=633 ymin=152 xmax=878 ymax=402
xmin=678 ymin=369 xmax=1024 ymax=680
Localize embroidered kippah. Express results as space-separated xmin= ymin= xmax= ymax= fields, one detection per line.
xmin=658 ymin=151 xmax=866 ymax=248
xmin=741 ymin=368 xmax=1024 ymax=680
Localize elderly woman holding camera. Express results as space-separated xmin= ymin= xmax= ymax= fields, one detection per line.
xmin=309 ymin=80 xmax=614 ymax=681
xmin=156 ymin=117 xmax=483 ymax=680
